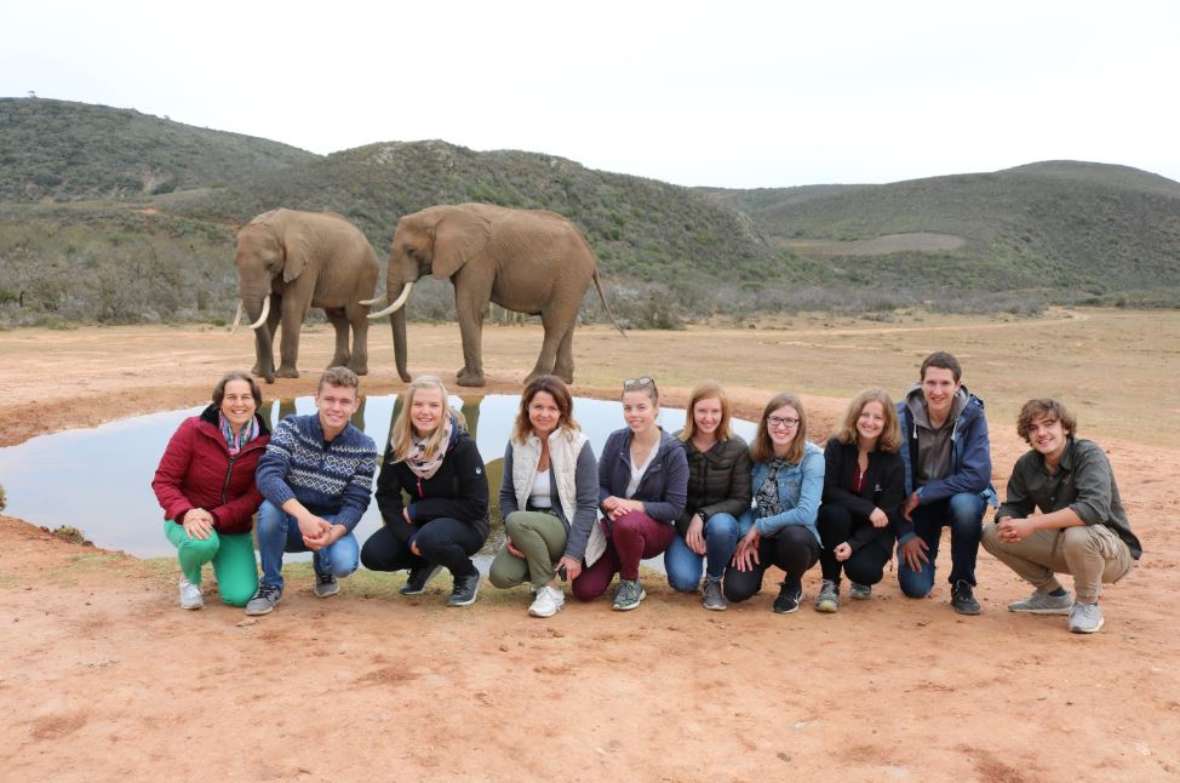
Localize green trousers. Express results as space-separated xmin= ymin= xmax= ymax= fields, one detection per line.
xmin=488 ymin=511 xmax=568 ymax=589
xmin=163 ymin=521 xmax=259 ymax=607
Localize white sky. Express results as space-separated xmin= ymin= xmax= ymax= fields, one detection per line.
xmin=4 ymin=0 xmax=1179 ymax=188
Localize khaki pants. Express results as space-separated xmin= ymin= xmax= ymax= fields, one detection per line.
xmin=981 ymin=523 xmax=1133 ymax=604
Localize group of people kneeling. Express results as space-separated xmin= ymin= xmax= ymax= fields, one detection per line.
xmin=151 ymin=351 xmax=1141 ymax=635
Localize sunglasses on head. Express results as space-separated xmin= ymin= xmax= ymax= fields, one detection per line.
xmin=623 ymin=376 xmax=657 ymax=392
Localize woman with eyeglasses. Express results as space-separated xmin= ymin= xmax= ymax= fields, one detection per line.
xmin=726 ymin=392 xmax=824 ymax=614
xmin=571 ymin=376 xmax=688 ymax=611
xmin=813 ymin=389 xmax=905 ymax=612
xmin=488 ymin=375 xmax=599 ymax=618
xmin=665 ymin=382 xmax=751 ymax=610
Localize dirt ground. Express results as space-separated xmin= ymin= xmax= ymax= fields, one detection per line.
xmin=1 ymin=309 xmax=1177 ymax=782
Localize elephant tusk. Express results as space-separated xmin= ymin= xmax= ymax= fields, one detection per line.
xmin=357 ymin=296 xmax=384 ymax=306
xmin=247 ymin=295 xmax=271 ymax=330
xmin=230 ymin=301 xmax=244 ymax=333
xmin=368 ymin=282 xmax=413 ymax=319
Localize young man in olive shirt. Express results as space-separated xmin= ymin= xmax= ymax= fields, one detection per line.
xmin=982 ymin=398 xmax=1141 ymax=634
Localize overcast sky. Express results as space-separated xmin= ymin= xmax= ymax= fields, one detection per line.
xmin=4 ymin=0 xmax=1178 ymax=188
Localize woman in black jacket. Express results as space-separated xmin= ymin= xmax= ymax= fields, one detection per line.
xmin=361 ymin=375 xmax=489 ymax=607
xmin=815 ymin=389 xmax=905 ymax=612
xmin=665 ymin=382 xmax=751 ymax=611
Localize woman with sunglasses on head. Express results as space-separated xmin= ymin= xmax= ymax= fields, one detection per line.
xmin=572 ymin=376 xmax=688 ymax=611
xmin=726 ymin=392 xmax=824 ymax=614
xmin=151 ymin=371 xmax=270 ymax=610
xmin=488 ymin=375 xmax=599 ymax=618
xmin=813 ymin=389 xmax=905 ymax=612
xmin=362 ymin=375 xmax=489 ymax=607
xmin=665 ymin=382 xmax=751 ymax=610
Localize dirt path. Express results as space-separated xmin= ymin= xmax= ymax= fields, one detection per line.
xmin=1 ymin=314 xmax=1177 ymax=781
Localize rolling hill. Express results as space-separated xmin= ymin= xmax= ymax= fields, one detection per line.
xmin=1 ymin=97 xmax=1178 ymax=328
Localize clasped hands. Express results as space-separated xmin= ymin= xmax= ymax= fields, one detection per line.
xmin=297 ymin=512 xmax=344 ymax=551
xmin=601 ymin=496 xmax=644 ymax=521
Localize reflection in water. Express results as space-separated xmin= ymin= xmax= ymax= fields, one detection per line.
xmin=0 ymin=394 xmax=756 ymax=565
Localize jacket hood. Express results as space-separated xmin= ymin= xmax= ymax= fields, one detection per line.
xmin=199 ymin=403 xmax=272 ymax=436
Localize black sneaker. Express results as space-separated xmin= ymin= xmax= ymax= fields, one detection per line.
xmin=951 ymin=579 xmax=982 ymax=615
xmin=399 ymin=565 xmax=442 ymax=596
xmin=447 ymin=572 xmax=481 ymax=607
xmin=772 ymin=581 xmax=802 ymax=614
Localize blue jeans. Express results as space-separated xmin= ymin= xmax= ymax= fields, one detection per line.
xmin=896 ymin=492 xmax=986 ymax=597
xmin=257 ymin=500 xmax=359 ymax=591
xmin=665 ymin=513 xmax=740 ymax=591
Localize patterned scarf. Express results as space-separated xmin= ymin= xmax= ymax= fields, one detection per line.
xmin=219 ymin=413 xmax=259 ymax=456
xmin=404 ymin=413 xmax=455 ymax=480
xmin=755 ymin=458 xmax=788 ymax=518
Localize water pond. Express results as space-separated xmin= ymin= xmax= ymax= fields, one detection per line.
xmin=0 ymin=395 xmax=757 ymax=563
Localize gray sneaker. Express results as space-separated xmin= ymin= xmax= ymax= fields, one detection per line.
xmin=1069 ymin=602 xmax=1104 ymax=634
xmin=244 ymin=584 xmax=282 ymax=616
xmin=447 ymin=572 xmax=481 ymax=607
xmin=814 ymin=579 xmax=839 ymax=613
xmin=314 ymin=573 xmax=340 ymax=599
xmin=1008 ymin=589 xmax=1072 ymax=615
xmin=849 ymin=582 xmax=872 ymax=601
xmin=702 ymin=578 xmax=727 ymax=611
xmin=612 ymin=579 xmax=647 ymax=611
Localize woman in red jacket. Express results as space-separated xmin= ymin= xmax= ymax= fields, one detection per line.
xmin=152 ymin=371 xmax=270 ymax=609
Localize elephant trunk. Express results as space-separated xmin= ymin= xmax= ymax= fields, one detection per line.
xmin=368 ymin=281 xmax=413 ymax=319
xmin=247 ymin=295 xmax=271 ymax=330
xmin=392 ymin=305 xmax=410 ymax=382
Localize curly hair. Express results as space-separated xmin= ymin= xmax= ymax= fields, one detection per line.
xmin=1015 ymin=398 xmax=1077 ymax=444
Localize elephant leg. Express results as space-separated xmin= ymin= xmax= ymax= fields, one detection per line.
xmin=553 ymin=324 xmax=575 ymax=384
xmin=276 ymin=295 xmax=306 ymax=379
xmin=454 ymin=285 xmax=487 ymax=387
xmin=525 ymin=308 xmax=568 ymax=384
xmin=345 ymin=302 xmax=369 ymax=376
xmin=325 ymin=307 xmax=351 ymax=368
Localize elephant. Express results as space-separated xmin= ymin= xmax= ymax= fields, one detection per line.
xmin=368 ymin=203 xmax=624 ymax=387
xmin=231 ymin=209 xmax=380 ymax=383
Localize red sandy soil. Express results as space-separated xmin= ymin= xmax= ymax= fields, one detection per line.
xmin=0 ymin=321 xmax=1176 ymax=782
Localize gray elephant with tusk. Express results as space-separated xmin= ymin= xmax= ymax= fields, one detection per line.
xmin=231 ymin=209 xmax=380 ymax=384
xmin=368 ymin=203 xmax=625 ymax=387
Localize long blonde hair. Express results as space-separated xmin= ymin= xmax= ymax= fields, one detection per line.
xmin=750 ymin=392 xmax=808 ymax=464
xmin=678 ymin=381 xmax=732 ymax=443
xmin=836 ymin=389 xmax=901 ymax=453
xmin=390 ymin=375 xmax=454 ymax=462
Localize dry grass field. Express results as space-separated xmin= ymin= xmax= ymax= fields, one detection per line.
xmin=0 ymin=308 xmax=1177 ymax=782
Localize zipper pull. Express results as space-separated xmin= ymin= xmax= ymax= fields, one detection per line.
xmin=417 ymin=476 xmax=424 ymax=497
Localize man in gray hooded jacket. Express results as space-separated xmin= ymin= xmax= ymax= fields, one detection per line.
xmin=896 ymin=352 xmax=997 ymax=614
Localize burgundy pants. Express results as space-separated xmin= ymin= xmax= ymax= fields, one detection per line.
xmin=572 ymin=511 xmax=676 ymax=601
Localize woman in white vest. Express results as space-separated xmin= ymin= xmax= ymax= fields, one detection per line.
xmin=488 ymin=375 xmax=600 ymax=617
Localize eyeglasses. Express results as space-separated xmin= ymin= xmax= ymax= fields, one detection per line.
xmin=767 ymin=415 xmax=800 ymax=429
xmin=623 ymin=376 xmax=657 ymax=393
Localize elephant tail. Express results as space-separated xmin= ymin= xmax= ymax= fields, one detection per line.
xmin=592 ymin=271 xmax=626 ymax=337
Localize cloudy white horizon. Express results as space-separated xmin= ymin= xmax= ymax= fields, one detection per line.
xmin=3 ymin=0 xmax=1178 ymax=189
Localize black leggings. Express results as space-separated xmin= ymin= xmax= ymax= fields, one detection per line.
xmin=723 ymin=525 xmax=820 ymax=603
xmin=361 ymin=518 xmax=484 ymax=578
xmin=816 ymin=504 xmax=893 ymax=586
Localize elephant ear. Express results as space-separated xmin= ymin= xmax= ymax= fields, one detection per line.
xmin=281 ymin=227 xmax=314 ymax=284
xmin=431 ymin=209 xmax=489 ymax=280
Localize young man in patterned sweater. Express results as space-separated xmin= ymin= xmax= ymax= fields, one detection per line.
xmin=246 ymin=367 xmax=378 ymax=616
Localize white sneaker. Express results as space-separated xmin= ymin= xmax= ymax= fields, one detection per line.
xmin=179 ymin=577 xmax=203 ymax=610
xmin=528 ymin=585 xmax=565 ymax=618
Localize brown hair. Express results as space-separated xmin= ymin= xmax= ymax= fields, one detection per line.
xmin=513 ymin=375 xmax=580 ymax=444
xmin=678 ymin=381 xmax=732 ymax=443
xmin=750 ymin=392 xmax=808 ymax=464
xmin=390 ymin=375 xmax=452 ymax=461
xmin=318 ymin=366 xmax=360 ymax=394
xmin=212 ymin=370 xmax=262 ymax=408
xmin=920 ymin=351 xmax=962 ymax=382
xmin=1016 ymin=398 xmax=1077 ymax=444
xmin=836 ymin=389 xmax=901 ymax=453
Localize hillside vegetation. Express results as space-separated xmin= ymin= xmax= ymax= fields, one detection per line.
xmin=1 ymin=97 xmax=1179 ymax=329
